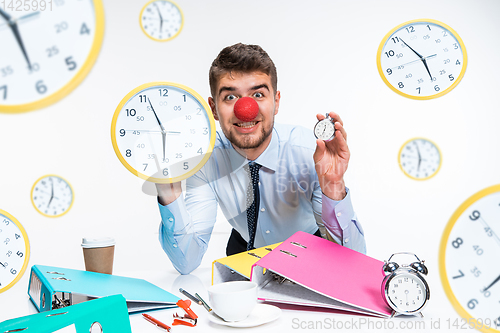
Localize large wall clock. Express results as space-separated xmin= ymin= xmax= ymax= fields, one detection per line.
xmin=440 ymin=184 xmax=500 ymax=333
xmin=140 ymin=0 xmax=183 ymax=42
xmin=377 ymin=19 xmax=467 ymax=100
xmin=0 ymin=209 xmax=30 ymax=294
xmin=0 ymin=0 xmax=105 ymax=113
xmin=111 ymin=82 xmax=216 ymax=184
xmin=398 ymin=137 xmax=442 ymax=180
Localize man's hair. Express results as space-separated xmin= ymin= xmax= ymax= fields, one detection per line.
xmin=209 ymin=43 xmax=278 ymax=98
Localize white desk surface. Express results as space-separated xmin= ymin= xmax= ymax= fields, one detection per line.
xmin=0 ymin=227 xmax=465 ymax=333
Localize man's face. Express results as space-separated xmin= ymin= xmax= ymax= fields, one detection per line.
xmin=209 ymin=72 xmax=280 ymax=153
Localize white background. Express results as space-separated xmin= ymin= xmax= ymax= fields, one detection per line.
xmin=1 ymin=0 xmax=500 ymax=332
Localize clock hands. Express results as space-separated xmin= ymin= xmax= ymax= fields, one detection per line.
xmin=390 ymin=54 xmax=437 ymax=70
xmin=483 ymin=274 xmax=500 ymax=292
xmin=400 ymin=38 xmax=433 ymax=81
xmin=154 ymin=3 xmax=163 ymax=31
xmin=47 ymin=179 xmax=54 ymax=208
xmin=415 ymin=142 xmax=422 ymax=171
xmin=148 ymin=98 xmax=168 ymax=162
xmin=0 ymin=7 xmax=32 ymax=70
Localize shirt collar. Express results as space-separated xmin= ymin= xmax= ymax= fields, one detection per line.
xmin=227 ymin=127 xmax=279 ymax=173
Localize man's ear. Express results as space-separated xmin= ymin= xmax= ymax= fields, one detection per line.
xmin=208 ymin=97 xmax=219 ymax=121
xmin=274 ymin=90 xmax=281 ymax=116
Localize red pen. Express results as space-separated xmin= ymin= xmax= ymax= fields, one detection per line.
xmin=142 ymin=313 xmax=171 ymax=332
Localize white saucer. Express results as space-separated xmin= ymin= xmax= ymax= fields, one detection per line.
xmin=207 ymin=304 xmax=281 ymax=328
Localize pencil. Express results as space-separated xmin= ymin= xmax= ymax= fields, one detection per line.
xmin=179 ymin=288 xmax=202 ymax=305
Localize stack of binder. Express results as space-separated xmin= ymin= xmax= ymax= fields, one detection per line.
xmin=250 ymin=231 xmax=393 ymax=317
xmin=0 ymin=294 xmax=132 ymax=333
xmin=28 ymin=265 xmax=180 ymax=313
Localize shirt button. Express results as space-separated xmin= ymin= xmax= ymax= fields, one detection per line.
xmin=261 ymin=208 xmax=265 ymax=212
xmin=266 ymin=230 xmax=270 ymax=234
xmin=345 ymin=238 xmax=349 ymax=243
xmin=337 ymin=212 xmax=342 ymax=217
xmin=173 ymin=244 xmax=178 ymax=248
xmin=168 ymin=217 xmax=174 ymax=222
xmin=258 ymin=182 xmax=261 ymax=186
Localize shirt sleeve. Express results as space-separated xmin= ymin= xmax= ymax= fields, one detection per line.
xmin=158 ymin=170 xmax=218 ymax=275
xmin=312 ymin=187 xmax=366 ymax=254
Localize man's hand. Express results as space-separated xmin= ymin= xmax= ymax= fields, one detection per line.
xmin=156 ymin=182 xmax=182 ymax=206
xmin=313 ymin=112 xmax=349 ymax=201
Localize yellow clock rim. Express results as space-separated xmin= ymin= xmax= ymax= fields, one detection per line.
xmin=30 ymin=174 xmax=75 ymax=218
xmin=376 ymin=18 xmax=468 ymax=100
xmin=398 ymin=137 xmax=442 ymax=181
xmin=139 ymin=0 xmax=184 ymax=42
xmin=111 ymin=81 xmax=217 ymax=184
xmin=0 ymin=0 xmax=105 ymax=113
xmin=439 ymin=184 xmax=500 ymax=333
xmin=0 ymin=209 xmax=30 ymax=294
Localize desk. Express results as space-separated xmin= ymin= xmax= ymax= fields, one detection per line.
xmin=0 ymin=228 xmax=464 ymax=333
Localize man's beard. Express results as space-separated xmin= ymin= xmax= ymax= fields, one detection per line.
xmin=224 ymin=120 xmax=273 ymax=150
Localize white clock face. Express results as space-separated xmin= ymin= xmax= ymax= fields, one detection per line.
xmin=314 ymin=118 xmax=335 ymax=141
xmin=440 ymin=185 xmax=500 ymax=332
xmin=140 ymin=0 xmax=183 ymax=42
xmin=399 ymin=138 xmax=441 ymax=180
xmin=111 ymin=82 xmax=216 ymax=184
xmin=31 ymin=175 xmax=74 ymax=217
xmin=377 ymin=19 xmax=467 ymax=99
xmin=0 ymin=210 xmax=30 ymax=293
xmin=386 ymin=272 xmax=427 ymax=313
xmin=0 ymin=0 xmax=104 ymax=112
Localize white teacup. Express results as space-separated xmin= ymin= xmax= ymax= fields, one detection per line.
xmin=208 ymin=281 xmax=257 ymax=322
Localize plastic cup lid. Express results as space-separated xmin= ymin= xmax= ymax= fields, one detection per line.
xmin=81 ymin=237 xmax=116 ymax=248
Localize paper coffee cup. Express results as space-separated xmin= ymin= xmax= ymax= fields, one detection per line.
xmin=82 ymin=237 xmax=115 ymax=275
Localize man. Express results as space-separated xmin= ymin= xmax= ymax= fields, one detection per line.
xmin=156 ymin=43 xmax=365 ymax=275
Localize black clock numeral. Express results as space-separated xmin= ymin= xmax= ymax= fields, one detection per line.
xmin=385 ymin=50 xmax=395 ymax=58
xmin=452 ymin=237 xmax=463 ymax=248
xmin=452 ymin=270 xmax=464 ymax=279
xmin=0 ymin=85 xmax=6 ymax=100
xmin=36 ymin=80 xmax=48 ymax=94
xmin=65 ymin=57 xmax=77 ymax=71
xmin=125 ymin=149 xmax=132 ymax=157
xmin=386 ymin=68 xmax=392 ymax=75
xmin=406 ymin=26 xmax=415 ymax=33
xmin=398 ymin=82 xmax=404 ymax=89
xmin=183 ymin=162 xmax=189 ymax=170
xmin=391 ymin=36 xmax=400 ymax=43
xmin=449 ymin=74 xmax=455 ymax=81
xmin=119 ymin=129 xmax=126 ymax=137
xmin=469 ymin=210 xmax=480 ymax=220
xmin=126 ymin=109 xmax=136 ymax=116
xmin=10 ymin=268 xmax=17 ymax=275
xmin=80 ymin=23 xmax=90 ymax=35
xmin=163 ymin=168 xmax=169 ymax=176
xmin=416 ymin=87 xmax=421 ymax=94
xmin=467 ymin=299 xmax=478 ymax=309
xmin=159 ymin=89 xmax=168 ymax=97
xmin=139 ymin=95 xmax=147 ymax=103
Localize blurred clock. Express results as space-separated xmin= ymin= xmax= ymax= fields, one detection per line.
xmin=0 ymin=0 xmax=104 ymax=112
xmin=398 ymin=138 xmax=442 ymax=180
xmin=31 ymin=175 xmax=74 ymax=217
xmin=140 ymin=0 xmax=183 ymax=42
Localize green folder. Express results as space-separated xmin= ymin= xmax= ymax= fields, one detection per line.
xmin=0 ymin=294 xmax=131 ymax=333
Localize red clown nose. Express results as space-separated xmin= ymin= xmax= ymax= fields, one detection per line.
xmin=234 ymin=97 xmax=259 ymax=122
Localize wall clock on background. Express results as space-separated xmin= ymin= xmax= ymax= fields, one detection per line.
xmin=440 ymin=184 xmax=500 ymax=333
xmin=140 ymin=0 xmax=183 ymax=42
xmin=0 ymin=0 xmax=104 ymax=113
xmin=377 ymin=19 xmax=467 ymax=100
xmin=111 ymin=82 xmax=216 ymax=183
xmin=31 ymin=175 xmax=74 ymax=218
xmin=398 ymin=138 xmax=441 ymax=180
xmin=0 ymin=209 xmax=30 ymax=293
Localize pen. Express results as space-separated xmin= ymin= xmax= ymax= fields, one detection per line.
xmin=142 ymin=313 xmax=171 ymax=332
xmin=195 ymin=292 xmax=212 ymax=312
xmin=179 ymin=288 xmax=202 ymax=305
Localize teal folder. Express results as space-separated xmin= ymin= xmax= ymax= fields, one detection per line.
xmin=0 ymin=294 xmax=132 ymax=333
xmin=28 ymin=265 xmax=180 ymax=313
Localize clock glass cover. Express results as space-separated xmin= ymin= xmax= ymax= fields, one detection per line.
xmin=0 ymin=209 xmax=30 ymax=293
xmin=0 ymin=0 xmax=104 ymax=112
xmin=140 ymin=0 xmax=183 ymax=42
xmin=377 ymin=19 xmax=467 ymax=100
xmin=440 ymin=184 xmax=500 ymax=333
xmin=111 ymin=82 xmax=216 ymax=183
xmin=31 ymin=175 xmax=74 ymax=217
xmin=398 ymin=138 xmax=441 ymax=180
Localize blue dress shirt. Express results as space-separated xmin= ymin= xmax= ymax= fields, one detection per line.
xmin=158 ymin=123 xmax=366 ymax=274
